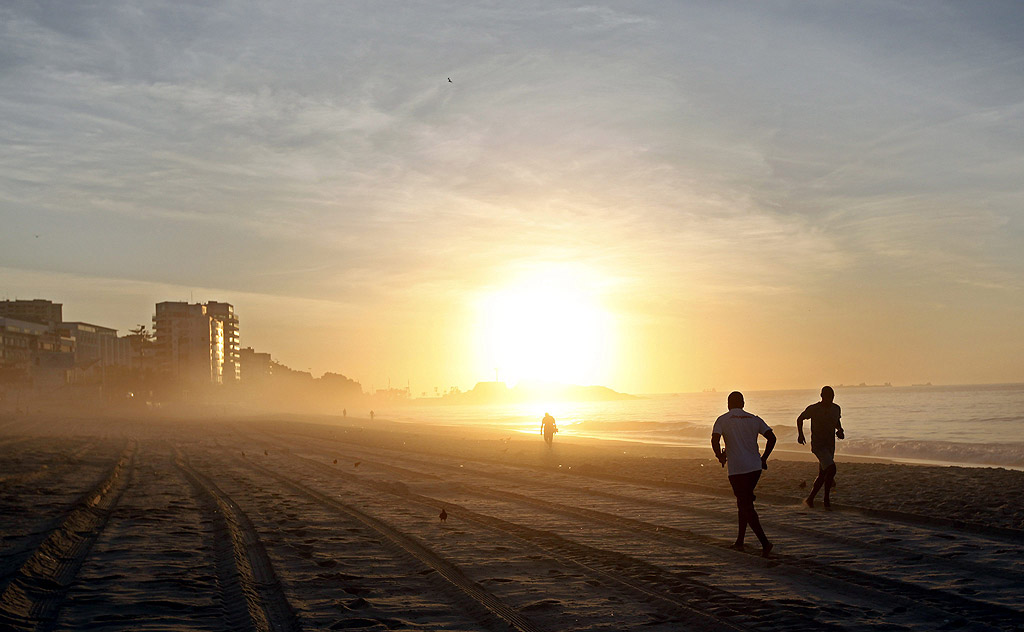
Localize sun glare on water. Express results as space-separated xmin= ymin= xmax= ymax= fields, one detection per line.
xmin=476 ymin=267 xmax=616 ymax=386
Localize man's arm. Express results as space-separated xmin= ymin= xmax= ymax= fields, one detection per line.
xmin=835 ymin=410 xmax=844 ymax=440
xmin=796 ymin=408 xmax=809 ymax=444
xmin=711 ymin=433 xmax=727 ymax=467
xmin=761 ymin=430 xmax=777 ymax=469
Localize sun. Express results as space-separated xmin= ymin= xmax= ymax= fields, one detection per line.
xmin=475 ymin=266 xmax=615 ymax=386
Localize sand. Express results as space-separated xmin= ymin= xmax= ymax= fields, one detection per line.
xmin=1 ymin=410 xmax=1022 ymax=631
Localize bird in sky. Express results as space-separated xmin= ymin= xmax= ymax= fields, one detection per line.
xmin=448 ymin=77 xmax=452 ymax=83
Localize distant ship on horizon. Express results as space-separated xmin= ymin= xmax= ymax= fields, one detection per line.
xmin=836 ymin=382 xmax=892 ymax=388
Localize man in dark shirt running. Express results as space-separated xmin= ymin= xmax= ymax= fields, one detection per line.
xmin=797 ymin=385 xmax=845 ymax=508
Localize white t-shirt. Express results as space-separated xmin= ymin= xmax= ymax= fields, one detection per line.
xmin=712 ymin=408 xmax=772 ymax=476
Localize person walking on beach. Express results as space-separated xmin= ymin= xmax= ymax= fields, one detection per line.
xmin=797 ymin=385 xmax=844 ymax=508
xmin=712 ymin=391 xmax=776 ymax=556
xmin=541 ymin=412 xmax=558 ymax=446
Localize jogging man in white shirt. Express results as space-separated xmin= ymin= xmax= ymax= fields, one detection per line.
xmin=712 ymin=391 xmax=777 ymax=556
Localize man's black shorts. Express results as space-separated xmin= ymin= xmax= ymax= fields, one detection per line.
xmin=728 ymin=469 xmax=762 ymax=503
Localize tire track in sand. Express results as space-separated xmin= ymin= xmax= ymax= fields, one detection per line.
xmin=317 ymin=439 xmax=1024 ymax=602
xmin=0 ymin=442 xmax=136 ymax=632
xmin=174 ymin=450 xmax=301 ymax=632
xmin=238 ymin=455 xmax=548 ymax=632
xmin=291 ymin=439 xmax=1024 ymax=631
xmin=248 ymin=447 xmax=814 ymax=632
xmin=275 ymin=424 xmax=1023 ymax=540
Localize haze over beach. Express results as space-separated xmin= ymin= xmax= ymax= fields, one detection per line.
xmin=2 ymin=2 xmax=1024 ymax=631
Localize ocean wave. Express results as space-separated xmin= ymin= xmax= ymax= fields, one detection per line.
xmin=842 ymin=439 xmax=1024 ymax=468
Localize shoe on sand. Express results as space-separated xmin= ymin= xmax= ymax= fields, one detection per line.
xmin=729 ymin=542 xmax=745 ymax=552
xmin=761 ymin=542 xmax=774 ymax=557
xmin=803 ymin=497 xmax=814 ymax=508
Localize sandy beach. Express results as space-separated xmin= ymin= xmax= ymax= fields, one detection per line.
xmin=1 ymin=411 xmax=1022 ymax=631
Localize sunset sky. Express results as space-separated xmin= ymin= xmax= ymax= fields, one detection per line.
xmin=2 ymin=2 xmax=1022 ymax=394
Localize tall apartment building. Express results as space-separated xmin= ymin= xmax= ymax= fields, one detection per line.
xmin=0 ymin=299 xmax=63 ymax=327
xmin=204 ymin=302 xmax=239 ymax=382
xmin=153 ymin=301 xmax=238 ymax=386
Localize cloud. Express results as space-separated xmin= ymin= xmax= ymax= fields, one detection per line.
xmin=2 ymin=1 xmax=1023 ymax=388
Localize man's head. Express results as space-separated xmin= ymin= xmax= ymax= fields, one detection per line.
xmin=821 ymin=386 xmax=835 ymax=403
xmin=727 ymin=391 xmax=744 ymax=410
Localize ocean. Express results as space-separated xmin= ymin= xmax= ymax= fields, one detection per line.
xmin=387 ymin=383 xmax=1024 ymax=469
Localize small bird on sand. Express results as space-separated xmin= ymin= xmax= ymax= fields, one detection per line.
xmin=264 ymin=450 xmax=268 ymax=456
xmin=241 ymin=451 xmax=245 ymax=457
xmin=333 ymin=459 xmax=338 ymax=464
xmin=439 ymin=508 xmax=448 ymax=523
xmin=354 ymin=461 xmax=361 ymax=468
xmin=798 ymin=480 xmax=807 ymax=489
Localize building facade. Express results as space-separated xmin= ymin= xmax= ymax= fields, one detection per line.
xmin=0 ymin=316 xmax=75 ymax=385
xmin=0 ymin=317 xmax=46 ymax=374
xmin=59 ymin=322 xmax=130 ymax=368
xmin=239 ymin=346 xmax=272 ymax=383
xmin=0 ymin=299 xmax=63 ymax=327
xmin=153 ymin=301 xmax=237 ymax=386
xmin=204 ymin=302 xmax=240 ymax=383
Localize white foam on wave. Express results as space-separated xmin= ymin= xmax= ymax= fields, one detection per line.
xmin=841 ymin=439 xmax=1024 ymax=469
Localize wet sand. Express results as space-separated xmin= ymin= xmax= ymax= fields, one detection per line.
xmin=1 ymin=410 xmax=1022 ymax=631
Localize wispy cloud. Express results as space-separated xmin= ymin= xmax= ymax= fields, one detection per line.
xmin=2 ymin=1 xmax=1023 ymax=388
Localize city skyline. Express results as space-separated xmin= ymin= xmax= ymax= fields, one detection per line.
xmin=3 ymin=2 xmax=1023 ymax=393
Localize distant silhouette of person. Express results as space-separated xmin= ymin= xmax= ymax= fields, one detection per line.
xmin=540 ymin=413 xmax=558 ymax=446
xmin=343 ymin=408 xmax=347 ymax=418
xmin=369 ymin=410 xmax=375 ymax=421
xmin=712 ymin=391 xmax=776 ymax=557
xmin=798 ymin=385 xmax=844 ymax=509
